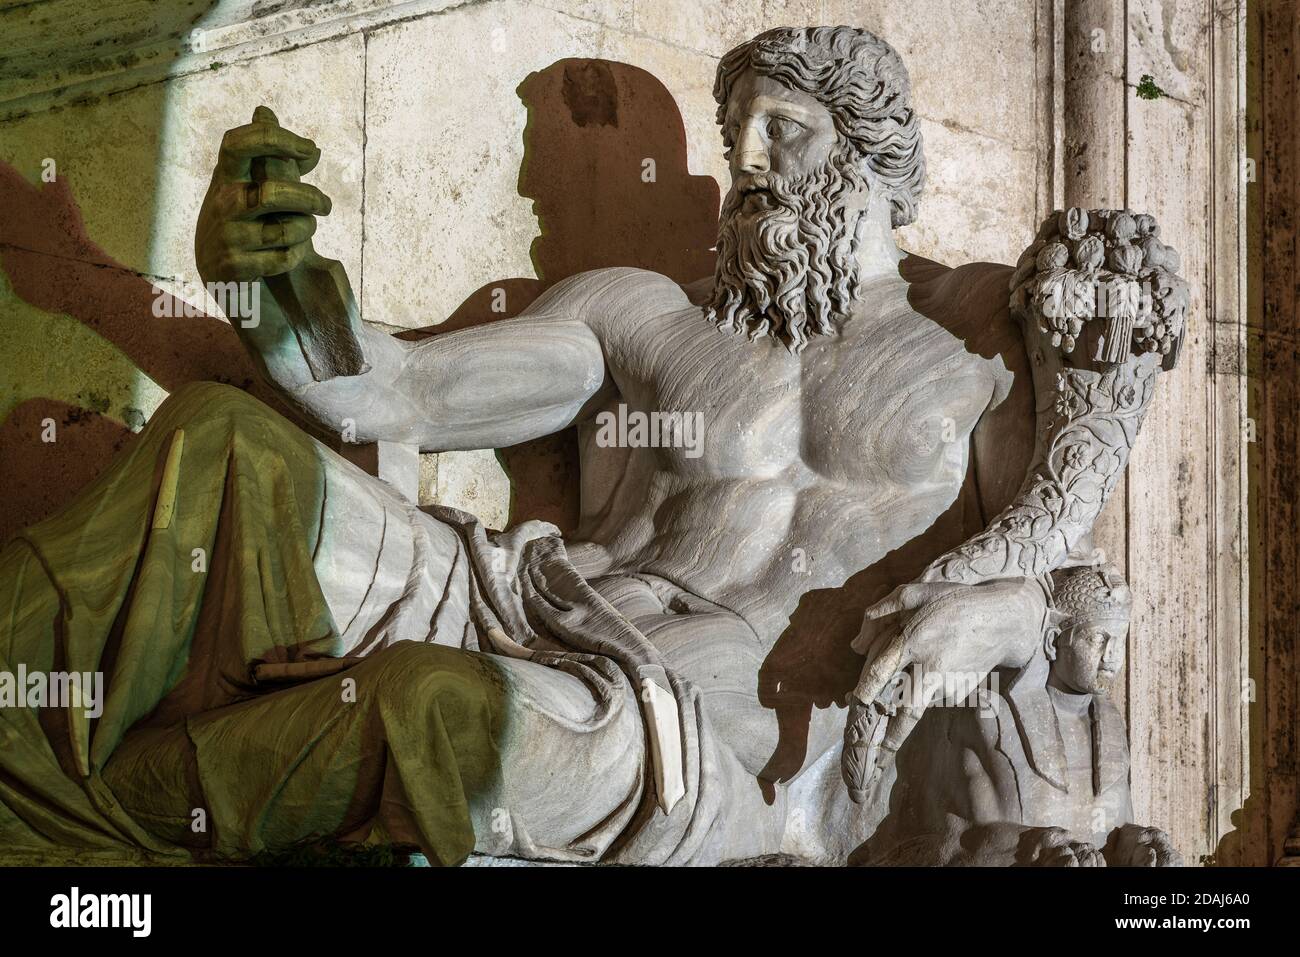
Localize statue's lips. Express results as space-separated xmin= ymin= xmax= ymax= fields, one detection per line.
xmin=739 ymin=185 xmax=776 ymax=211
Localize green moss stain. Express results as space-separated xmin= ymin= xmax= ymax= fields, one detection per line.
xmin=1136 ymin=75 xmax=1167 ymax=100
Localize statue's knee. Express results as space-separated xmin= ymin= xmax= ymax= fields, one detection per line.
xmin=152 ymin=381 xmax=281 ymax=438
xmin=371 ymin=643 xmax=497 ymax=722
xmin=165 ymin=380 xmax=263 ymax=417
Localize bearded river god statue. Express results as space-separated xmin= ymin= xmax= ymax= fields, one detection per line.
xmin=0 ymin=26 xmax=1190 ymax=866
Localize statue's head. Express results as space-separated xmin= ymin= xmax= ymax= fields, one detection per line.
xmin=1046 ymin=564 xmax=1133 ymax=696
xmin=705 ymin=25 xmax=925 ymax=352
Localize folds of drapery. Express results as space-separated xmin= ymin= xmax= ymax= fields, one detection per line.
xmin=0 ymin=382 xmax=491 ymax=863
xmin=422 ymin=505 xmax=734 ymax=866
xmin=0 ymin=382 xmax=734 ymax=865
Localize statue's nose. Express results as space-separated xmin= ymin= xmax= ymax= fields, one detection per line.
xmin=735 ymin=123 xmax=770 ymax=173
xmin=1102 ymin=635 xmax=1123 ymax=666
xmin=738 ymin=150 xmax=769 ymax=174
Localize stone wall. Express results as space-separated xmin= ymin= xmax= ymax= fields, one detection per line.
xmin=0 ymin=0 xmax=1054 ymax=535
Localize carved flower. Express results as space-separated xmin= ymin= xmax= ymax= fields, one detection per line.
xmin=1054 ymin=392 xmax=1083 ymax=418
xmin=1116 ymin=384 xmax=1137 ymax=406
xmin=1063 ymin=443 xmax=1090 ymax=470
xmin=1135 ymin=213 xmax=1158 ymax=238
xmin=1059 ymin=207 xmax=1090 ymax=241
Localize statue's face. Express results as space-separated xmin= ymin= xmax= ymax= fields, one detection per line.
xmin=720 ymin=70 xmax=839 ymax=207
xmin=1053 ymin=622 xmax=1128 ymax=695
xmin=705 ymin=69 xmax=867 ymax=352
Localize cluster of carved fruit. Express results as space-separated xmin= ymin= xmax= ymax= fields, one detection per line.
xmin=1011 ymin=207 xmax=1188 ymax=364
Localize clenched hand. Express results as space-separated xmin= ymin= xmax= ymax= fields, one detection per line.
xmin=195 ymin=105 xmax=331 ymax=283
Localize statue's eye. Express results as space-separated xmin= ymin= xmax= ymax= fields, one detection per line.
xmin=766 ymin=116 xmax=802 ymax=140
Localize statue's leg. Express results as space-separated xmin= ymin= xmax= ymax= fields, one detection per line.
xmin=100 ymin=640 xmax=646 ymax=865
xmin=136 ymin=381 xmax=475 ymax=659
xmin=4 ymin=381 xmax=644 ymax=861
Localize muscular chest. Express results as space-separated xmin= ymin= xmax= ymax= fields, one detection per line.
xmin=611 ymin=306 xmax=994 ymax=487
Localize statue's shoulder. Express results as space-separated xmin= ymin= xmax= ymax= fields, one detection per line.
xmin=532 ymin=267 xmax=691 ymax=331
xmin=541 ymin=267 xmax=684 ymax=306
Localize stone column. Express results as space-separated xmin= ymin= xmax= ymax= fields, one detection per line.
xmin=1059 ymin=0 xmax=1131 ymax=704
xmin=1058 ymin=0 xmax=1252 ymax=864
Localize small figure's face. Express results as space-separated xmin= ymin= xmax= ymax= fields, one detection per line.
xmin=721 ymin=70 xmax=839 ymax=212
xmin=1050 ymin=621 xmax=1128 ymax=695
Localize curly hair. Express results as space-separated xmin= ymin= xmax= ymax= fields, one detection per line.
xmin=713 ymin=25 xmax=926 ymax=228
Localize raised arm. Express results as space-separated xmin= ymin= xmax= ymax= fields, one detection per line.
xmin=194 ymin=107 xmax=611 ymax=451
xmin=288 ymin=300 xmax=612 ymax=451
xmin=843 ymin=208 xmax=1191 ymax=800
xmin=920 ymin=208 xmax=1188 ymax=584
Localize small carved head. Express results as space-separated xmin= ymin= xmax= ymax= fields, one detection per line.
xmin=1045 ymin=563 xmax=1133 ymax=695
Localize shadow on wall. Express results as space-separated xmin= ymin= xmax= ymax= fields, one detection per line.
xmin=0 ymin=56 xmax=720 ymax=544
xmin=401 ymin=58 xmax=719 ymax=532
xmin=0 ymin=166 xmax=294 ymax=545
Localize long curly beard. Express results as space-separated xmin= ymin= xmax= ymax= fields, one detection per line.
xmin=705 ymin=163 xmax=865 ymax=353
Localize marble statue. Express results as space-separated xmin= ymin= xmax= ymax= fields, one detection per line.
xmin=0 ymin=25 xmax=1189 ymax=866
xmin=854 ymin=562 xmax=1183 ymax=866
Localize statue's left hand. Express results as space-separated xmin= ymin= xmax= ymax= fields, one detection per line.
xmin=849 ymin=577 xmax=1045 ymax=754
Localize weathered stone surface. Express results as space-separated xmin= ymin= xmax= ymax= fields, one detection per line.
xmin=435 ymin=448 xmax=511 ymax=531
xmin=0 ymin=36 xmax=365 ymax=299
xmin=824 ymin=0 xmax=1042 ymax=145
xmin=149 ymin=36 xmax=367 ymax=307
xmin=898 ymin=118 xmax=1040 ymax=267
xmin=362 ymin=1 xmax=603 ymax=330
xmin=632 ymin=0 xmax=823 ymax=57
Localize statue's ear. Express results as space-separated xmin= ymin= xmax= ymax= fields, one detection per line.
xmin=1043 ymin=613 xmax=1067 ymax=661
